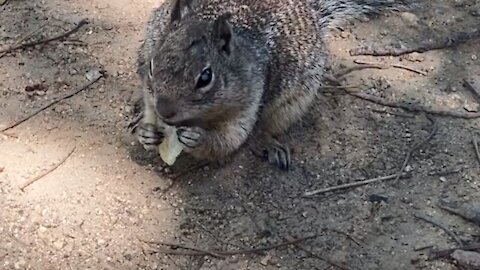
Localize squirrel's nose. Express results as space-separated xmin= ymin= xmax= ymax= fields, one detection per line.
xmin=156 ymin=97 xmax=177 ymax=119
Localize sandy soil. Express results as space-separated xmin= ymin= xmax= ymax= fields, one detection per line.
xmin=1 ymin=0 xmax=480 ymax=269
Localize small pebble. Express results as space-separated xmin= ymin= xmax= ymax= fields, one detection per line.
xmin=53 ymin=240 xmax=65 ymax=250
xmin=400 ymin=12 xmax=419 ymax=27
xmin=260 ymin=254 xmax=272 ymax=266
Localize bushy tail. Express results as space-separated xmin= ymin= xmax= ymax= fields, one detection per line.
xmin=311 ymin=0 xmax=414 ymax=31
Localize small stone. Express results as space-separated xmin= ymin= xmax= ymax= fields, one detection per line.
xmin=401 ymin=52 xmax=425 ymax=62
xmin=401 ymin=197 xmax=413 ymax=204
xmin=103 ymin=23 xmax=114 ymax=31
xmin=400 ymin=12 xmax=419 ymax=27
xmin=53 ymin=240 xmax=65 ymax=250
xmin=472 ymin=54 xmax=478 ymax=61
xmin=86 ymin=69 xmax=102 ymax=82
xmin=464 ymin=103 xmax=480 ymax=113
xmin=260 ymin=254 xmax=272 ymax=266
xmin=14 ymin=258 xmax=26 ymax=270
xmin=38 ymin=226 xmax=48 ymax=233
xmin=405 ymin=165 xmax=413 ymax=172
xmin=439 ymin=177 xmax=447 ymax=182
xmin=124 ymin=105 xmax=134 ymax=114
xmin=97 ymin=239 xmax=106 ymax=246
xmin=451 ymin=250 xmax=480 ymax=269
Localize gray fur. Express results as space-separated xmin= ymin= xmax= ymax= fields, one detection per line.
xmin=135 ymin=0 xmax=415 ymax=168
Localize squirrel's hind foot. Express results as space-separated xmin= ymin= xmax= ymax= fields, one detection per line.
xmin=252 ymin=137 xmax=291 ymax=171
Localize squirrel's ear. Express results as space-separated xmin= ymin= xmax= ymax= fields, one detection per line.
xmin=171 ymin=0 xmax=192 ymax=23
xmin=213 ymin=14 xmax=234 ymax=55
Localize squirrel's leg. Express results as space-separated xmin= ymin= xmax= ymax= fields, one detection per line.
xmin=257 ymin=83 xmax=318 ymax=170
xmin=136 ymin=88 xmax=164 ymax=150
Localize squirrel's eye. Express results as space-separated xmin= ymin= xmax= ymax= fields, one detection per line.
xmin=148 ymin=58 xmax=154 ymax=79
xmin=195 ymin=67 xmax=213 ymax=89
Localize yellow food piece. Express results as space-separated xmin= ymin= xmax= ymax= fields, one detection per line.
xmin=158 ymin=125 xmax=184 ymax=166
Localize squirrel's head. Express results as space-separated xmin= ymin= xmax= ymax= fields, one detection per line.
xmin=146 ymin=0 xmax=264 ymax=128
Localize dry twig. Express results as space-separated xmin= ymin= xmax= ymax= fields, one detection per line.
xmin=19 ymin=147 xmax=76 ymax=191
xmin=429 ymin=244 xmax=480 ymax=260
xmin=327 ymin=228 xmax=363 ymax=247
xmin=350 ymin=29 xmax=480 ymax=57
xmin=394 ymin=115 xmax=437 ymax=183
xmin=141 ymin=234 xmax=318 ymax=258
xmin=348 ymin=91 xmax=480 ymax=119
xmin=414 ymin=213 xmax=463 ymax=246
xmin=140 ymin=239 xmax=224 ymax=258
xmin=294 ymin=243 xmax=350 ymax=270
xmin=0 ymin=19 xmax=88 ymax=57
xmin=335 ymin=64 xmax=386 ymax=78
xmin=473 ymin=139 xmax=480 ymax=166
xmin=463 ymin=79 xmax=480 ymax=103
xmin=0 ymin=23 xmax=49 ymax=58
xmin=1 ymin=74 xmax=102 ymax=132
xmin=353 ymin=60 xmax=427 ymax=76
xmin=303 ymin=173 xmax=410 ymax=196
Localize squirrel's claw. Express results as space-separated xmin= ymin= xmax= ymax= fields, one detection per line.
xmin=177 ymin=126 xmax=205 ymax=149
xmin=264 ymin=140 xmax=291 ymax=171
xmin=137 ymin=123 xmax=164 ymax=149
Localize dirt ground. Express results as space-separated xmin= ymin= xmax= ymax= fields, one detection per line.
xmin=1 ymin=0 xmax=480 ymax=269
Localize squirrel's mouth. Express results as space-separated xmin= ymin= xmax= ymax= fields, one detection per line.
xmin=164 ymin=118 xmax=205 ymax=128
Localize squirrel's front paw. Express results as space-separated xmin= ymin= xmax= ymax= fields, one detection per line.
xmin=137 ymin=123 xmax=164 ymax=150
xmin=177 ymin=126 xmax=205 ymax=150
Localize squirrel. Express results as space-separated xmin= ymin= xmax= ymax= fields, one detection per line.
xmin=132 ymin=0 xmax=413 ymax=170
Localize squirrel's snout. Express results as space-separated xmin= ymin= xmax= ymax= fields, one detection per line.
xmin=156 ymin=97 xmax=178 ymax=119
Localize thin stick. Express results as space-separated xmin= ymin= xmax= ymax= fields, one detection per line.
xmin=142 ymin=234 xmax=318 ymax=257
xmin=429 ymin=244 xmax=480 ymax=260
xmin=463 ymin=79 xmax=480 ymax=103
xmin=414 ymin=245 xmax=434 ymax=252
xmin=19 ymin=147 xmax=76 ymax=191
xmin=335 ymin=64 xmax=386 ymax=78
xmin=1 ymin=75 xmax=102 ymax=132
xmin=327 ymin=228 xmax=363 ymax=247
xmin=353 ymin=60 xmax=427 ymax=76
xmin=303 ymin=173 xmax=410 ymax=196
xmin=294 ymin=243 xmax=350 ymax=270
xmin=0 ymin=23 xmax=49 ymax=58
xmin=348 ymin=91 xmax=480 ymax=119
xmin=473 ymin=139 xmax=480 ymax=166
xmin=195 ymin=222 xmax=250 ymax=251
xmin=414 ymin=213 xmax=463 ymax=246
xmin=390 ymin=64 xmax=427 ymax=76
xmin=0 ymin=19 xmax=88 ymax=56
xmin=350 ymin=29 xmax=480 ymax=57
xmin=394 ymin=116 xmax=437 ymax=183
xmin=0 ymin=0 xmax=11 ymax=11
xmin=140 ymin=239 xmax=224 ymax=258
